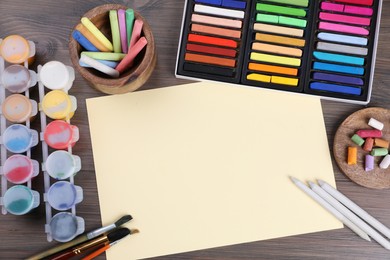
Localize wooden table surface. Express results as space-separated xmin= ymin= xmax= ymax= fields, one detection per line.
xmin=1 ymin=0 xmax=390 ymax=259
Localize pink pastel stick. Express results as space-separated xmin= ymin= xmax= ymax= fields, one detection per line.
xmin=334 ymin=0 xmax=373 ymax=6
xmin=118 ymin=9 xmax=128 ymax=53
xmin=319 ymin=22 xmax=369 ymax=36
xmin=357 ymin=129 xmax=382 ymax=138
xmin=319 ymin=12 xmax=371 ymax=26
xmin=129 ymin=19 xmax=143 ymax=51
xmin=344 ymin=5 xmax=373 ymax=16
xmin=116 ymin=36 xmax=147 ymax=73
xmin=321 ymin=2 xmax=344 ymax=12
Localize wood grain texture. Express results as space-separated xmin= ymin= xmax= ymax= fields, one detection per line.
xmin=1 ymin=0 xmax=390 ymax=259
xmin=334 ymin=107 xmax=390 ymax=189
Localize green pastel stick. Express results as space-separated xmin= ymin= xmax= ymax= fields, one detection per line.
xmin=126 ymin=9 xmax=135 ymax=47
xmin=279 ymin=16 xmax=307 ymax=28
xmin=256 ymin=14 xmax=279 ymax=23
xmin=256 ymin=3 xmax=307 ymax=17
xmin=351 ymin=134 xmax=364 ymax=146
xmin=266 ymin=0 xmax=309 ymax=7
xmin=81 ymin=51 xmax=126 ymax=61
xmin=371 ymin=148 xmax=388 ymax=157
xmin=109 ymin=10 xmax=122 ymax=53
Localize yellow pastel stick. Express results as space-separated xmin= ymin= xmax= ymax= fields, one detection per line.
xmin=250 ymin=52 xmax=301 ymax=67
xmin=81 ymin=17 xmax=113 ymax=51
xmin=271 ymin=76 xmax=299 ymax=86
xmin=247 ymin=73 xmax=271 ymax=83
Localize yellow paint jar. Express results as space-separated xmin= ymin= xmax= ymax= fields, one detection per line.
xmin=41 ymin=90 xmax=77 ymax=120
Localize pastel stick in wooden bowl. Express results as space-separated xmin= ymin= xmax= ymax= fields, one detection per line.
xmin=334 ymin=107 xmax=390 ymax=189
xmin=69 ymin=4 xmax=156 ymax=94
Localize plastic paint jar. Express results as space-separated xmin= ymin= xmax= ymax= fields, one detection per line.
xmin=3 ymin=185 xmax=40 ymax=215
xmin=2 ymin=65 xmax=36 ymax=93
xmin=40 ymin=61 xmax=75 ymax=91
xmin=47 ymin=181 xmax=83 ymax=211
xmin=49 ymin=212 xmax=85 ymax=242
xmin=3 ymin=155 xmax=39 ymax=184
xmin=0 ymin=35 xmax=30 ymax=64
xmin=2 ymin=94 xmax=38 ymax=123
xmin=45 ymin=150 xmax=81 ymax=180
xmin=2 ymin=124 xmax=39 ymax=153
xmin=43 ymin=120 xmax=79 ymax=149
xmin=41 ymin=90 xmax=77 ymax=120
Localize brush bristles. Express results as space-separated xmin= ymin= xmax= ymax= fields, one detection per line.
xmin=107 ymin=228 xmax=131 ymax=243
xmin=130 ymin=229 xmax=140 ymax=234
xmin=115 ymin=214 xmax=133 ymax=227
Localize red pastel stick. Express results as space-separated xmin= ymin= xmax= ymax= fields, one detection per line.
xmin=188 ymin=34 xmax=238 ymax=48
xmin=129 ymin=19 xmax=143 ymax=50
xmin=116 ymin=36 xmax=148 ymax=73
xmin=356 ymin=129 xmax=382 ymax=138
xmin=334 ymin=0 xmax=373 ymax=6
xmin=186 ymin=43 xmax=237 ymax=57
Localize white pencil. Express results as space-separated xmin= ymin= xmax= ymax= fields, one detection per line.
xmin=290 ymin=177 xmax=370 ymax=242
xmin=318 ymin=179 xmax=390 ymax=240
xmin=309 ymin=181 xmax=390 ymax=250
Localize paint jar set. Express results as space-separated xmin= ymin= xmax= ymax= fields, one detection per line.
xmin=0 ymin=35 xmax=40 ymax=216
xmin=37 ymin=60 xmax=85 ymax=242
xmin=0 ymin=35 xmax=84 ymax=243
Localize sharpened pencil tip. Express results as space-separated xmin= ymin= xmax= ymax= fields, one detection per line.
xmin=317 ymin=179 xmax=325 ymax=186
xmin=289 ymin=176 xmax=298 ymax=183
xmin=308 ymin=181 xmax=316 ymax=188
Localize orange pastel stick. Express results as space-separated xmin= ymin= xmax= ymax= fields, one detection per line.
xmin=255 ymin=33 xmax=305 ymax=47
xmin=248 ymin=63 xmax=298 ymax=76
xmin=348 ymin=146 xmax=357 ymax=165
xmin=191 ymin=24 xmax=242 ymax=39
xmin=75 ymin=24 xmax=111 ymax=52
xmin=185 ymin=53 xmax=236 ymax=67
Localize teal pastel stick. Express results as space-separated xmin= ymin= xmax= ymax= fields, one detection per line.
xmin=126 ymin=9 xmax=135 ymax=48
xmin=313 ymin=62 xmax=364 ymax=75
xmin=313 ymin=51 xmax=365 ymax=66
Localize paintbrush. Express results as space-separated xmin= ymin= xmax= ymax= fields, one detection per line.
xmin=50 ymin=227 xmax=138 ymax=260
xmin=26 ymin=214 xmax=132 ymax=260
xmin=81 ymin=230 xmax=139 ymax=260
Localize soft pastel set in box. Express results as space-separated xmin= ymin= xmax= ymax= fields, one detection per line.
xmin=0 ymin=35 xmax=84 ymax=243
xmin=175 ymin=0 xmax=383 ymax=104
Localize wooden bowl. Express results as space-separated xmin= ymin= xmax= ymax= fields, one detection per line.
xmin=69 ymin=4 xmax=156 ymax=94
xmin=334 ymin=107 xmax=390 ymax=189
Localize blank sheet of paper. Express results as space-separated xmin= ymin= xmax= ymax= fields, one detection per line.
xmin=86 ymin=82 xmax=342 ymax=260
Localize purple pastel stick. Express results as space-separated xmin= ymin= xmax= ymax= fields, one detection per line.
xmin=365 ymin=154 xmax=374 ymax=171
xmin=118 ymin=9 xmax=128 ymax=54
xmin=313 ymin=72 xmax=364 ymax=85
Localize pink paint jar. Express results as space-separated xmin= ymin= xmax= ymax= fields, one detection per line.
xmin=3 ymin=155 xmax=39 ymax=184
xmin=43 ymin=120 xmax=79 ymax=149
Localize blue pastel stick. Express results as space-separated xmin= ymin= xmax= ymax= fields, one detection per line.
xmin=72 ymin=30 xmax=99 ymax=52
xmin=313 ymin=72 xmax=364 ymax=86
xmin=194 ymin=0 xmax=222 ymax=5
xmin=310 ymin=82 xmax=362 ymax=95
xmin=313 ymin=62 xmax=364 ymax=75
xmin=79 ymin=59 xmax=119 ymax=69
xmin=313 ymin=51 xmax=365 ymax=66
xmin=222 ymin=0 xmax=247 ymax=9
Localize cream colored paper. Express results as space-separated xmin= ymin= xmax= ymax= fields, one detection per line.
xmin=86 ymin=82 xmax=342 ymax=260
